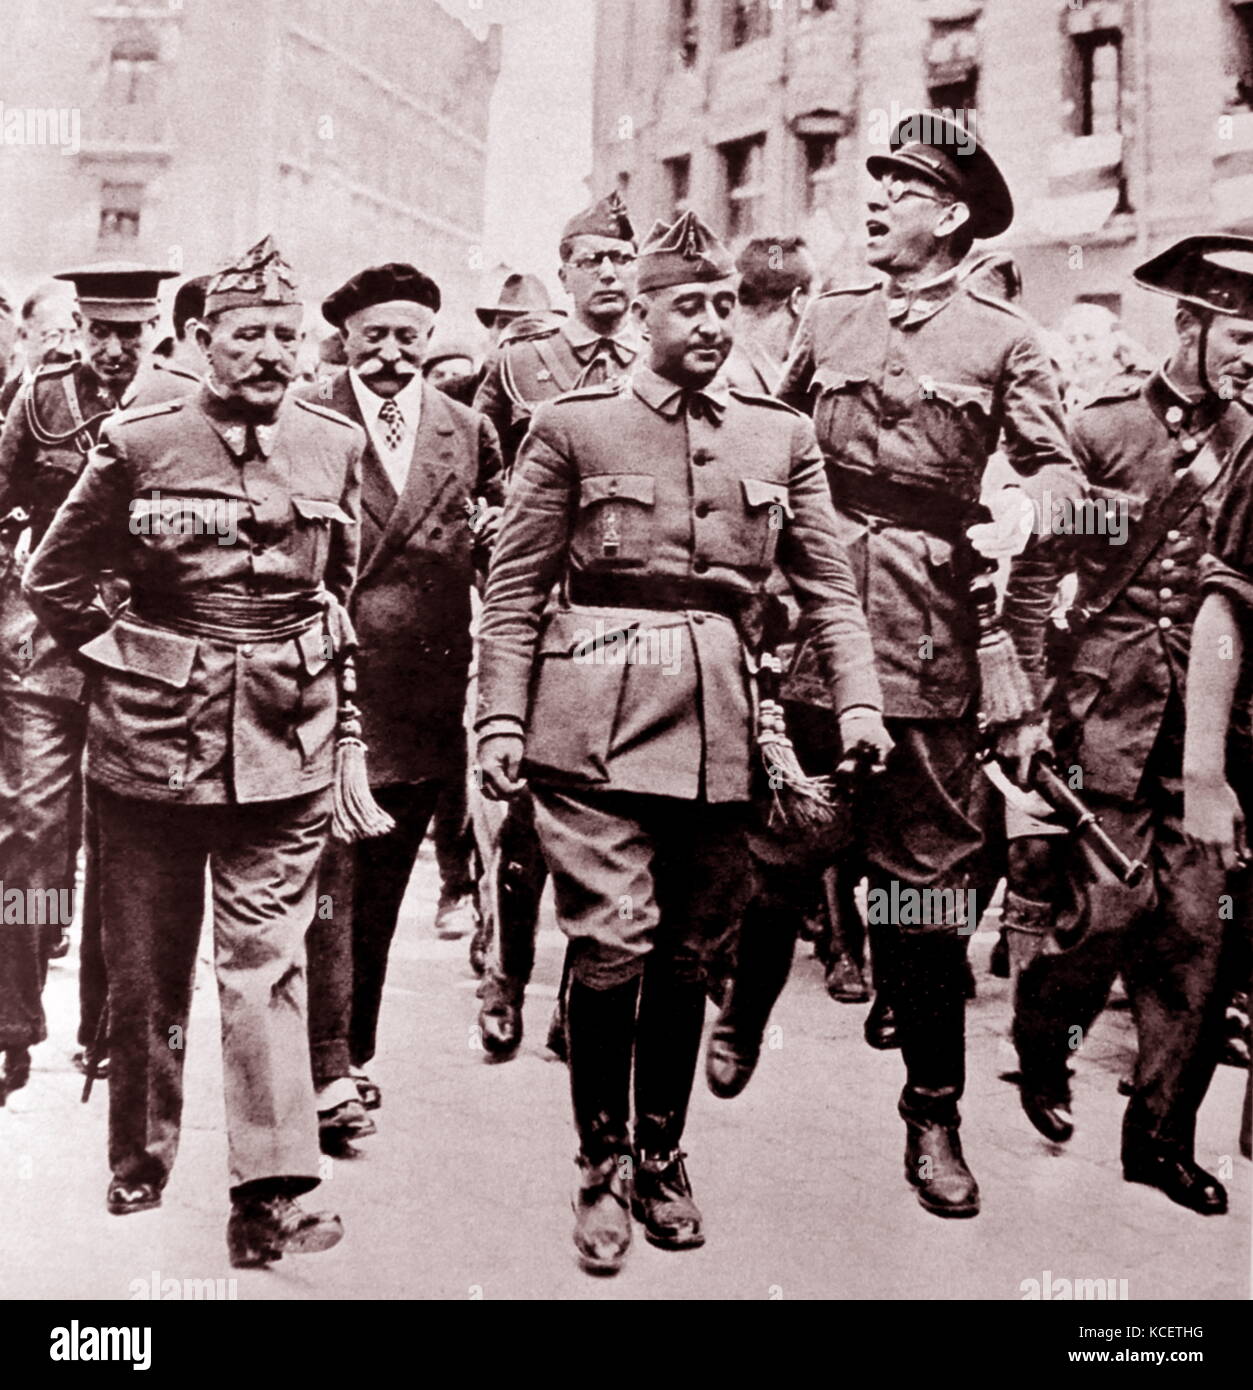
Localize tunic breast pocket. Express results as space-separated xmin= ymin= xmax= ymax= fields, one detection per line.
xmin=292 ymin=496 xmax=354 ymax=578
xmin=812 ymin=368 xmax=870 ymax=446
xmin=921 ymin=379 xmax=996 ymax=473
xmin=739 ymin=478 xmax=793 ymax=570
xmin=572 ymin=473 xmax=655 ymax=569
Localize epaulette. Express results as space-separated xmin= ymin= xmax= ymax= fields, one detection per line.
xmin=499 ymin=316 xmax=562 ymax=347
xmin=549 ymin=381 xmax=623 ymax=404
xmin=964 ymin=284 xmax=1035 ymax=324
xmin=727 ymin=387 xmax=802 ymax=415
xmin=1081 ymin=376 xmax=1143 ymax=409
xmin=815 ymin=281 xmax=879 ymax=301
xmin=114 ymin=399 xmax=184 ymax=425
xmin=295 ymin=396 xmax=359 ymax=428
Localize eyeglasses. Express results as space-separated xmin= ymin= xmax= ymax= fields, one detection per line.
xmin=566 ymin=251 xmax=637 ymax=272
xmin=877 ymin=174 xmax=952 ymax=208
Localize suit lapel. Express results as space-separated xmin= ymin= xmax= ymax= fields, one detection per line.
xmin=329 ymin=371 xmax=396 ymax=541
xmin=358 ymin=382 xmax=462 ymax=585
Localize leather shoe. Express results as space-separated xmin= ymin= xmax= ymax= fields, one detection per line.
xmin=903 ymin=1117 xmax=980 ymax=1218
xmin=572 ymin=1154 xmax=632 ymax=1274
xmin=227 ymin=1194 xmax=344 ymax=1267
xmin=107 ymin=1178 xmax=162 ymax=1215
xmin=632 ymin=1150 xmax=704 ymax=1249
xmin=350 ymin=1068 xmax=381 ymax=1110
xmin=1020 ymin=1080 xmax=1074 ymax=1144
xmin=825 ymin=953 xmax=870 ymax=1003
xmin=705 ymin=1030 xmax=756 ymax=1099
xmin=478 ymin=974 xmax=524 ymax=1058
xmin=1123 ymin=1146 xmax=1228 ymax=1216
xmin=319 ymin=1098 xmax=376 ymax=1155
xmin=545 ymin=1002 xmax=568 ymax=1061
xmin=435 ymin=892 xmax=476 ymax=940
xmin=863 ymin=994 xmax=899 ymax=1050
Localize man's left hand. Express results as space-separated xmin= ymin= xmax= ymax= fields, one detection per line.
xmin=994 ymin=717 xmax=1051 ymax=787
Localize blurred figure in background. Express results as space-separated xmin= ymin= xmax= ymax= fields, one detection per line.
xmin=721 ymin=235 xmax=816 ymax=395
xmin=0 ymin=282 xmax=82 ymax=418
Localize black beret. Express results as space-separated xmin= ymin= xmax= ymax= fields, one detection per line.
xmin=322 ymin=262 xmax=441 ymax=327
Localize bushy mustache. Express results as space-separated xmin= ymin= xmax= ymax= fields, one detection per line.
xmin=358 ymin=357 xmax=419 ymax=378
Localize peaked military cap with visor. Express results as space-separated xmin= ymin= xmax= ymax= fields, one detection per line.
xmin=1133 ymin=234 xmax=1253 ymax=317
xmin=866 ymin=111 xmax=1014 ymax=241
xmin=52 ymin=261 xmax=178 ymax=322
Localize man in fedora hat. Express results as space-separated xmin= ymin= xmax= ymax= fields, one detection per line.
xmin=477 ymin=208 xmax=888 ymax=1273
xmin=476 ymin=271 xmax=557 ymax=346
xmin=0 ymin=262 xmax=175 ymax=1097
xmin=778 ymin=112 xmax=1079 ymax=1219
xmin=1012 ymin=235 xmax=1253 ymax=1215
xmin=23 ymin=235 xmax=360 ymax=1264
xmin=472 ymin=195 xmax=647 ymax=1066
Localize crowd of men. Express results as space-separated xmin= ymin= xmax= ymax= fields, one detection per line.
xmin=0 ymin=111 xmax=1250 ymax=1277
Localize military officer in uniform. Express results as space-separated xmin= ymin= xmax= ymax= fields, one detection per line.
xmin=0 ymin=263 xmax=175 ymax=1094
xmin=23 ymin=236 xmax=360 ymax=1265
xmin=473 ymin=195 xmax=644 ymax=1061
xmin=476 ymin=210 xmax=889 ymax=1273
xmin=778 ymin=114 xmax=1078 ymax=1219
xmin=301 ymin=261 xmax=502 ymax=1143
xmin=1009 ymin=236 xmax=1253 ymax=1214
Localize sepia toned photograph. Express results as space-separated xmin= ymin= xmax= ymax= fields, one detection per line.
xmin=0 ymin=0 xmax=1249 ymax=1353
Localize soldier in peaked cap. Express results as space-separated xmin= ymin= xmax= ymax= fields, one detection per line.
xmin=476 ymin=209 xmax=889 ymax=1273
xmin=776 ymin=112 xmax=1080 ymax=1220
xmin=0 ymin=262 xmax=175 ymax=1096
xmin=472 ymin=194 xmax=647 ymax=1067
xmin=1010 ymin=235 xmax=1253 ymax=1215
xmin=24 ymin=235 xmax=365 ymax=1264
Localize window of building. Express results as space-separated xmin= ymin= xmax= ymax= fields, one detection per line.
xmin=925 ymin=16 xmax=979 ymax=118
xmin=1226 ymin=1 xmax=1253 ymax=109
xmin=721 ymin=134 xmax=765 ymax=238
xmin=723 ymin=0 xmax=771 ymax=51
xmin=664 ymin=155 xmax=691 ymax=217
xmin=800 ymin=133 xmax=838 ymax=213
xmin=799 ymin=0 xmax=838 ymax=16
xmin=107 ymin=38 xmax=159 ymax=105
xmin=1074 ymin=28 xmax=1122 ymax=136
xmin=98 ymin=182 xmax=143 ymax=242
xmin=674 ymin=0 xmax=699 ymax=67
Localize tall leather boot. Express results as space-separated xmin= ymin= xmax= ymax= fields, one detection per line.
xmin=634 ymin=958 xmax=707 ymax=1249
xmin=706 ymin=890 xmax=798 ymax=1098
xmin=864 ymin=921 xmax=900 ymax=1049
xmin=567 ymin=974 xmax=640 ymax=1272
xmin=822 ymin=867 xmax=870 ymax=1003
xmin=477 ymin=823 xmax=548 ymax=1059
xmin=894 ymin=929 xmax=978 ymax=1217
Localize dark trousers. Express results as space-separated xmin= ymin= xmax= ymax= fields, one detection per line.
xmin=490 ymin=792 xmax=549 ymax=985
xmin=306 ymin=778 xmax=444 ymax=1084
xmin=432 ymin=770 xmax=476 ymax=902
xmin=1014 ymin=780 xmax=1232 ymax=1152
xmin=96 ymin=785 xmax=326 ymax=1192
xmin=77 ymin=790 xmax=108 ymax=1051
xmin=0 ymin=685 xmax=83 ymax=1049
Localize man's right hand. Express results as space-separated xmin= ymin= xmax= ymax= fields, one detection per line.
xmin=477 ymin=733 xmax=527 ymax=800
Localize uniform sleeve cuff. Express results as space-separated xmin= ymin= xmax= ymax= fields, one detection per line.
xmin=476 ymin=716 xmax=526 ymax=742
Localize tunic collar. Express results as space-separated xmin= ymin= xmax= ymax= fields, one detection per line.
xmin=631 ymin=363 xmax=730 ymax=421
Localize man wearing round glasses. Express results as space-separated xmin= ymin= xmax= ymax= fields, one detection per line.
xmin=473 ymin=194 xmax=645 ymax=1065
xmin=779 ymin=112 xmax=1079 ymax=1221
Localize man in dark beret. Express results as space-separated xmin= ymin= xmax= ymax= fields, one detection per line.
xmin=302 ymin=260 xmax=503 ymax=1145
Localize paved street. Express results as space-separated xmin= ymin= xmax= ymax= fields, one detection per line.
xmin=2 ymin=844 xmax=1248 ymax=1302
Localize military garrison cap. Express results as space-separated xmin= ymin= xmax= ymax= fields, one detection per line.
xmin=53 ymin=261 xmax=177 ymax=323
xmin=1133 ymin=235 xmax=1253 ymax=317
xmin=560 ymin=192 xmax=636 ymax=247
xmin=204 ymin=235 xmax=300 ymax=316
xmin=637 ymin=210 xmax=736 ymax=292
xmin=322 ymin=262 xmax=441 ymax=328
xmin=866 ymin=111 xmax=1013 ymax=240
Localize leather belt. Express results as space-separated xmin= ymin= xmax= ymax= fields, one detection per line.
xmin=568 ymin=572 xmax=747 ymax=620
xmin=828 ymin=468 xmax=982 ymax=542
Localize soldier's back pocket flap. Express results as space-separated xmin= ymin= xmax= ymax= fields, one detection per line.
xmin=78 ymin=619 xmax=198 ymax=689
xmin=292 ymin=496 xmax=354 ymax=525
xmin=742 ymin=478 xmax=793 ymax=518
xmin=578 ymin=474 xmax=655 ymax=508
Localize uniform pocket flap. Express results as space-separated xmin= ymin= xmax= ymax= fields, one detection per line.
xmin=297 ymin=622 xmax=334 ymax=676
xmin=292 ymin=496 xmax=354 ymax=524
xmin=924 ymin=379 xmax=995 ymax=411
xmin=578 ymin=474 xmax=656 ymax=508
xmin=1087 ymin=484 xmax=1146 ymax=522
xmin=78 ymin=620 xmax=198 ymax=689
xmin=742 ymin=478 xmax=793 ymax=517
xmin=538 ymin=607 xmax=638 ymax=657
xmin=812 ymin=367 xmax=870 ymax=392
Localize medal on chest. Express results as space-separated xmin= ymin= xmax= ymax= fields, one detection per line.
xmin=600 ymin=505 xmax=621 ymax=558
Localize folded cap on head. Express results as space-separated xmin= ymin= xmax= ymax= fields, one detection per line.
xmin=866 ymin=111 xmax=1013 ymax=240
xmin=561 ymin=191 xmax=636 ymax=247
xmin=1133 ymin=235 xmax=1253 ymax=317
xmin=53 ymin=261 xmax=177 ymax=322
xmin=204 ymin=235 xmax=300 ymax=316
xmin=322 ymin=261 xmax=441 ymax=329
xmin=637 ymin=210 xmax=736 ymax=292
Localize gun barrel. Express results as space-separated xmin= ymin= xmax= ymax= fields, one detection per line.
xmin=1033 ymin=763 xmax=1147 ymax=887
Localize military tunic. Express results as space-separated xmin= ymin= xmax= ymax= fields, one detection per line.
xmin=477 ymin=366 xmax=881 ymax=986
xmin=22 ymin=385 xmax=365 ymax=1191
xmin=1012 ymin=371 xmax=1249 ymax=1148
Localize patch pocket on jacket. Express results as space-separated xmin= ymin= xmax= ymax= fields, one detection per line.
xmin=292 ymin=496 xmax=354 ymax=577
xmin=812 ymin=368 xmax=870 ymax=444
xmin=573 ymin=474 xmax=655 ymax=569
xmin=292 ymin=622 xmax=338 ymax=764
xmin=741 ymin=478 xmax=793 ymax=569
